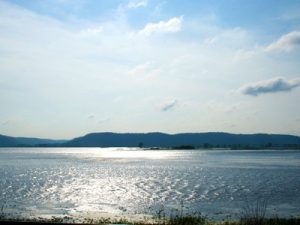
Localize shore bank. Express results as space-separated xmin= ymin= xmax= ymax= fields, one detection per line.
xmin=1 ymin=213 xmax=300 ymax=225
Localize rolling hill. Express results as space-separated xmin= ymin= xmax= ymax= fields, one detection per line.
xmin=63 ymin=132 xmax=300 ymax=148
xmin=1 ymin=132 xmax=300 ymax=148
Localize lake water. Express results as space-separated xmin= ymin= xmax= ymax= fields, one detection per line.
xmin=0 ymin=148 xmax=300 ymax=221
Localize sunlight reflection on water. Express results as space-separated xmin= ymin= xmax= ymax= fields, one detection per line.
xmin=0 ymin=148 xmax=300 ymax=220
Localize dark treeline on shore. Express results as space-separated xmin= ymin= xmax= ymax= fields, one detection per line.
xmin=171 ymin=143 xmax=300 ymax=150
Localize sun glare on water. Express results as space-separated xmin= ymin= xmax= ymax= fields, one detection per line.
xmin=79 ymin=148 xmax=177 ymax=160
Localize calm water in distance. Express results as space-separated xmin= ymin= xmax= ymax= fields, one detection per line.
xmin=0 ymin=148 xmax=300 ymax=220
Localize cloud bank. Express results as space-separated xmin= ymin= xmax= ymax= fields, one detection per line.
xmin=265 ymin=31 xmax=300 ymax=52
xmin=139 ymin=16 xmax=183 ymax=35
xmin=240 ymin=77 xmax=300 ymax=96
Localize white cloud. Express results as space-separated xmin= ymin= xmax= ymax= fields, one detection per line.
xmin=79 ymin=26 xmax=103 ymax=37
xmin=239 ymin=77 xmax=300 ymax=96
xmin=127 ymin=62 xmax=161 ymax=80
xmin=151 ymin=1 xmax=166 ymax=18
xmin=127 ymin=0 xmax=148 ymax=9
xmin=139 ymin=16 xmax=183 ymax=35
xmin=128 ymin=62 xmax=152 ymax=76
xmin=265 ymin=31 xmax=300 ymax=52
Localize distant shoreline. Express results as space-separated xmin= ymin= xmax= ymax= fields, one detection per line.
xmin=1 ymin=146 xmax=300 ymax=150
xmin=2 ymin=132 xmax=300 ymax=149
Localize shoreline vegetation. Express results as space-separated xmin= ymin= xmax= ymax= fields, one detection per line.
xmin=1 ymin=143 xmax=300 ymax=150
xmin=1 ymin=213 xmax=300 ymax=225
xmin=1 ymin=202 xmax=300 ymax=225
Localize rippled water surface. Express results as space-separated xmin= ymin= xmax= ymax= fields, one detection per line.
xmin=0 ymin=148 xmax=300 ymax=220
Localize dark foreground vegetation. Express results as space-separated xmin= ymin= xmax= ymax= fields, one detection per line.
xmin=1 ymin=200 xmax=300 ymax=225
xmin=1 ymin=214 xmax=300 ymax=225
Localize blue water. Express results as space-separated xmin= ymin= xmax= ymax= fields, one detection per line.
xmin=0 ymin=148 xmax=300 ymax=220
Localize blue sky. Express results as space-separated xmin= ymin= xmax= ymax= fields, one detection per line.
xmin=0 ymin=0 xmax=300 ymax=139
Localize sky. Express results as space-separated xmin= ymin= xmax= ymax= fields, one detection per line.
xmin=0 ymin=0 xmax=300 ymax=139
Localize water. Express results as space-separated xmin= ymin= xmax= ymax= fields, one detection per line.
xmin=0 ymin=148 xmax=300 ymax=220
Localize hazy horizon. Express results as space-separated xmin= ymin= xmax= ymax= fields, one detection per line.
xmin=1 ymin=0 xmax=300 ymax=139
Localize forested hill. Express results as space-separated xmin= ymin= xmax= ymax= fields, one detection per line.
xmin=0 ymin=134 xmax=66 ymax=147
xmin=63 ymin=132 xmax=300 ymax=148
xmin=1 ymin=132 xmax=300 ymax=148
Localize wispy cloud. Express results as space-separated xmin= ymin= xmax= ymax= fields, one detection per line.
xmin=79 ymin=26 xmax=103 ymax=37
xmin=98 ymin=118 xmax=109 ymax=124
xmin=239 ymin=77 xmax=300 ymax=96
xmin=278 ymin=8 xmax=300 ymax=21
xmin=86 ymin=114 xmax=95 ymax=120
xmin=265 ymin=31 xmax=300 ymax=52
xmin=160 ymin=100 xmax=178 ymax=112
xmin=1 ymin=120 xmax=10 ymax=126
xmin=128 ymin=62 xmax=152 ymax=76
xmin=139 ymin=16 xmax=183 ymax=35
xmin=127 ymin=0 xmax=148 ymax=9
